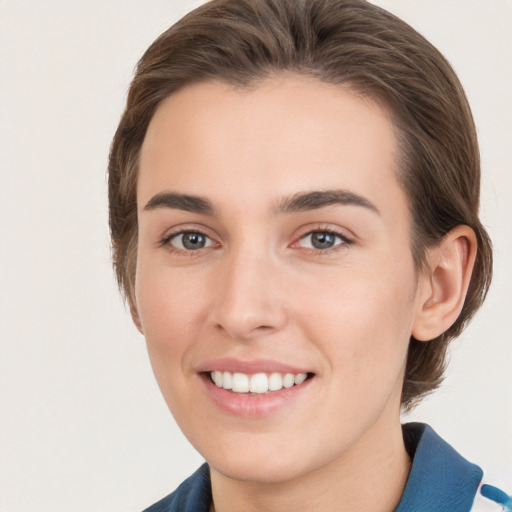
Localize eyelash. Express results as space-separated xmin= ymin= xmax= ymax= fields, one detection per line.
xmin=159 ymin=229 xmax=216 ymax=255
xmin=159 ymin=226 xmax=353 ymax=256
xmin=293 ymin=226 xmax=353 ymax=255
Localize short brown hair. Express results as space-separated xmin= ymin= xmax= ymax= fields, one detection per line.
xmin=108 ymin=0 xmax=492 ymax=410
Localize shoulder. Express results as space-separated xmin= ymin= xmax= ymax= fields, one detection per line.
xmin=142 ymin=463 xmax=212 ymax=512
xmin=397 ymin=423 xmax=510 ymax=512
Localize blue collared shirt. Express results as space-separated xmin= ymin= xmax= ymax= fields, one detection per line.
xmin=143 ymin=423 xmax=511 ymax=512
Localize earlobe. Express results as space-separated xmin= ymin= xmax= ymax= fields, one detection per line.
xmin=412 ymin=225 xmax=477 ymax=342
xmin=130 ymin=301 xmax=144 ymax=334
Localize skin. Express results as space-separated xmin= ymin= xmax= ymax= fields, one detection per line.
xmin=133 ymin=76 xmax=476 ymax=512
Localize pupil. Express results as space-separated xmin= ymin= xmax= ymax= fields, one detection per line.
xmin=183 ymin=232 xmax=205 ymax=250
xmin=311 ymin=232 xmax=334 ymax=249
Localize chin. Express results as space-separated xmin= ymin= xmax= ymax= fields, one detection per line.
xmin=198 ymin=429 xmax=329 ymax=485
xmin=210 ymin=456 xmax=309 ymax=485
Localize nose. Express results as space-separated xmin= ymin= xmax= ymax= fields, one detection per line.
xmin=209 ymin=246 xmax=288 ymax=341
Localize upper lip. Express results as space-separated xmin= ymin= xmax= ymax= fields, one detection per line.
xmin=195 ymin=357 xmax=312 ymax=375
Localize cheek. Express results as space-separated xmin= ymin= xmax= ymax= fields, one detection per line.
xmin=134 ymin=266 xmax=210 ymax=425
xmin=135 ymin=265 xmax=206 ymax=370
xmin=294 ymin=261 xmax=416 ymax=376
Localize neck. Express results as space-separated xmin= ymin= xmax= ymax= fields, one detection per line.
xmin=209 ymin=418 xmax=411 ymax=512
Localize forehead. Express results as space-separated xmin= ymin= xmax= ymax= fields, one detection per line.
xmin=138 ymin=76 xmax=407 ymax=224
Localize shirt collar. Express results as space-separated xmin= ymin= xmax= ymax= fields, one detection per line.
xmin=153 ymin=422 xmax=483 ymax=512
xmin=396 ymin=422 xmax=482 ymax=512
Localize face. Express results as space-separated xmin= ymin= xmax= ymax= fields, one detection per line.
xmin=135 ymin=77 xmax=425 ymax=484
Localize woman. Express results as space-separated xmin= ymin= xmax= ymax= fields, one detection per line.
xmin=108 ymin=0 xmax=510 ymax=510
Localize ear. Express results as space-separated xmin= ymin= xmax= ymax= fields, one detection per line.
xmin=412 ymin=225 xmax=477 ymax=341
xmin=130 ymin=300 xmax=144 ymax=335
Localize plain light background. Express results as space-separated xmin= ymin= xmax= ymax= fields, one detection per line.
xmin=0 ymin=1 xmax=510 ymax=511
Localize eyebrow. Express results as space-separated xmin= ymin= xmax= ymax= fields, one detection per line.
xmin=277 ymin=189 xmax=379 ymax=215
xmin=143 ymin=192 xmax=216 ymax=215
xmin=142 ymin=189 xmax=379 ymax=216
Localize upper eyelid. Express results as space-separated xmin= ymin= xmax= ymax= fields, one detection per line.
xmin=300 ymin=231 xmax=347 ymax=242
xmin=294 ymin=224 xmax=355 ymax=243
xmin=156 ymin=223 xmax=355 ymax=248
xmin=293 ymin=231 xmax=352 ymax=250
xmin=158 ymin=225 xmax=217 ymax=246
xmin=301 ymin=228 xmax=351 ymax=240
xmin=158 ymin=230 xmax=219 ymax=256
xmin=171 ymin=231 xmax=216 ymax=249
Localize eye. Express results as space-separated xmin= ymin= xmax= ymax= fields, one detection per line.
xmin=298 ymin=230 xmax=347 ymax=250
xmin=169 ymin=231 xmax=215 ymax=251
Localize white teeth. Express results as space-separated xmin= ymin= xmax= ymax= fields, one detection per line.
xmin=213 ymin=370 xmax=223 ymax=387
xmin=249 ymin=373 xmax=269 ymax=394
xmin=222 ymin=371 xmax=232 ymax=390
xmin=268 ymin=372 xmax=283 ymax=391
xmin=232 ymin=373 xmax=250 ymax=393
xmin=294 ymin=373 xmax=307 ymax=385
xmin=210 ymin=371 xmax=310 ymax=393
xmin=283 ymin=373 xmax=295 ymax=388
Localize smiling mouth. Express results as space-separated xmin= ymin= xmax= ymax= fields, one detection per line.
xmin=208 ymin=371 xmax=314 ymax=394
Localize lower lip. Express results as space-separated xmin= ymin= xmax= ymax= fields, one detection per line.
xmin=200 ymin=374 xmax=314 ymax=417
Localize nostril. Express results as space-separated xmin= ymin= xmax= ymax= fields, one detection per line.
xmin=255 ymin=325 xmax=273 ymax=331
xmin=213 ymin=316 xmax=281 ymax=340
